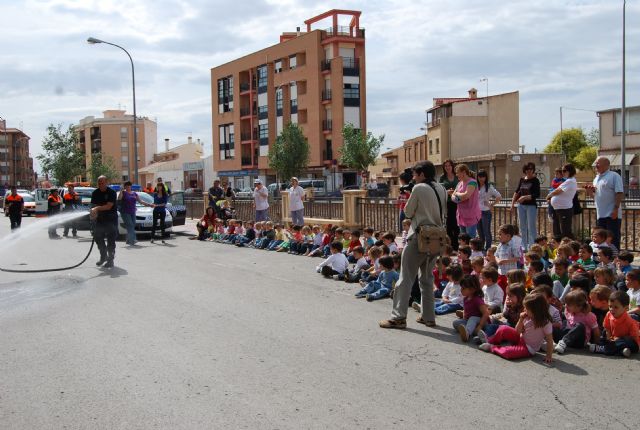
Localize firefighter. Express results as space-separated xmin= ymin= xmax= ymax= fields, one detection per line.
xmin=47 ymin=188 xmax=62 ymax=238
xmin=63 ymin=184 xmax=80 ymax=237
xmin=5 ymin=186 xmax=24 ymax=230
xmin=143 ymin=182 xmax=154 ymax=193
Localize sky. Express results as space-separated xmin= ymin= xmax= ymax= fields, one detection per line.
xmin=1 ymin=0 xmax=638 ymax=173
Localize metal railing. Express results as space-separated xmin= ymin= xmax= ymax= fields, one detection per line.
xmin=304 ymin=199 xmax=343 ymax=220
xmin=322 ymin=89 xmax=332 ymax=101
xmin=321 ymin=59 xmax=331 ymax=71
xmin=322 ymin=119 xmax=333 ymax=131
xmin=356 ymin=198 xmax=399 ymax=235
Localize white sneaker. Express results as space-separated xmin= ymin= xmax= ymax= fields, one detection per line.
xmin=554 ymin=341 xmax=566 ymax=355
xmin=622 ymin=347 xmax=631 ymax=358
xmin=479 ymin=343 xmax=492 ymax=352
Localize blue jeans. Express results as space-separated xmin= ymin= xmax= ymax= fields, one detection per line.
xmin=460 ymin=224 xmax=477 ymax=238
xmin=356 ymin=281 xmax=391 ymax=300
xmin=255 ymin=209 xmax=269 ymax=222
xmin=453 ymin=316 xmax=482 ymax=338
xmin=290 ymin=209 xmax=304 ymax=226
xmin=267 ymin=240 xmax=282 ymax=250
xmin=477 ymin=210 xmax=492 ymax=250
xmin=121 ymin=212 xmax=136 ymax=244
xmin=434 ymin=300 xmax=463 ymax=315
xmin=517 ymin=204 xmax=537 ymax=250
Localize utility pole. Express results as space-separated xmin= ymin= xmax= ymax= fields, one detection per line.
xmin=621 ymin=0 xmax=627 ymax=186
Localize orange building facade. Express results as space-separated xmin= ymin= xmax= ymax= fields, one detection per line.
xmin=211 ymin=9 xmax=366 ymax=190
xmin=0 ymin=124 xmax=35 ymax=188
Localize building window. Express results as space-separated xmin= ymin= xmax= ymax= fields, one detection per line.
xmin=275 ymin=59 xmax=282 ymax=73
xmin=436 ymin=138 xmax=440 ymax=154
xmin=259 ymin=124 xmax=269 ymax=146
xmin=217 ymin=76 xmax=234 ymax=113
xmin=289 ymin=54 xmax=297 ymax=70
xmin=120 ymin=127 xmax=128 ymax=139
xmin=276 ymin=89 xmax=283 ymax=116
xmin=344 ymin=83 xmax=360 ymax=106
xmin=429 ymin=140 xmax=433 ymax=155
xmin=257 ymin=65 xmax=267 ymax=92
xmin=219 ymin=124 xmax=235 ymax=160
xmin=614 ymin=109 xmax=640 ymax=135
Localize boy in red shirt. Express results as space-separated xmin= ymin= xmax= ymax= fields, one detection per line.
xmin=588 ymin=291 xmax=639 ymax=358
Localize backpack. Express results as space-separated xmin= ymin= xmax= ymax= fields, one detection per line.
xmin=417 ymin=182 xmax=449 ymax=256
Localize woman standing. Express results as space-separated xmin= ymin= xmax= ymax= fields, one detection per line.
xmin=451 ymin=164 xmax=481 ymax=238
xmin=119 ymin=181 xmax=153 ymax=245
xmin=546 ymin=163 xmax=577 ymax=239
xmin=288 ymin=177 xmax=306 ymax=226
xmin=151 ymin=181 xmax=169 ymax=244
xmin=510 ymin=162 xmax=540 ymax=251
xmin=439 ymin=159 xmax=460 ymax=249
xmin=476 ymin=170 xmax=502 ymax=250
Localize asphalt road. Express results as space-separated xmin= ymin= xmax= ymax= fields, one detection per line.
xmin=0 ymin=217 xmax=637 ymax=429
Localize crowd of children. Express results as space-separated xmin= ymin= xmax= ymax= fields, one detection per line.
xmin=197 ymin=212 xmax=639 ymax=362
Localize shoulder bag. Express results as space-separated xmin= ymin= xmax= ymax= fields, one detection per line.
xmin=417 ymin=182 xmax=449 ymax=256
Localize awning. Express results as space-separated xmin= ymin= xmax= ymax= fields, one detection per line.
xmin=592 ymin=153 xmax=637 ymax=167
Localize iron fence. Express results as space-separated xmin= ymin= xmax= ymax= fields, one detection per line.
xmin=356 ymin=198 xmax=400 ymax=235
xmin=185 ymin=198 xmax=205 ymax=219
xmin=232 ymin=199 xmax=282 ymax=223
xmin=304 ymin=200 xmax=343 ymax=220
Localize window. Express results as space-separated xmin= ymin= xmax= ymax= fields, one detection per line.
xmin=276 ymin=89 xmax=283 ymax=116
xmin=429 ymin=140 xmax=433 ymax=155
xmin=219 ymin=124 xmax=235 ymax=160
xmin=217 ymin=76 xmax=234 ymax=113
xmin=275 ymin=59 xmax=282 ymax=73
xmin=436 ymin=138 xmax=440 ymax=154
xmin=344 ymin=83 xmax=360 ymax=106
xmin=257 ymin=65 xmax=267 ymax=91
xmin=120 ymin=127 xmax=128 ymax=139
xmin=289 ymin=54 xmax=297 ymax=70
xmin=259 ymin=124 xmax=269 ymax=141
xmin=614 ymin=109 xmax=640 ymax=135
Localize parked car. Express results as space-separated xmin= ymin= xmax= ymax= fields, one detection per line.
xmin=116 ymin=191 xmax=173 ymax=237
xmin=298 ymin=179 xmax=326 ymax=194
xmin=3 ymin=191 xmax=35 ymax=216
xmin=267 ymin=182 xmax=289 ymax=197
xmin=235 ymin=187 xmax=253 ymax=199
xmin=368 ymin=182 xmax=390 ymax=197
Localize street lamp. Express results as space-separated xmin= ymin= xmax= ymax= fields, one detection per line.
xmin=87 ymin=37 xmax=139 ymax=184
xmin=480 ymin=77 xmax=489 ymax=153
xmin=621 ymin=0 xmax=627 ymax=186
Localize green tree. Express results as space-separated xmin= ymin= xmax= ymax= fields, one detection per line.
xmin=585 ymin=127 xmax=600 ymax=147
xmin=36 ymin=123 xmax=85 ymax=185
xmin=88 ymin=152 xmax=119 ymax=184
xmin=339 ymin=123 xmax=385 ymax=183
xmin=268 ymin=122 xmax=310 ymax=181
xmin=543 ymin=127 xmax=589 ymax=166
xmin=573 ymin=146 xmax=598 ymax=171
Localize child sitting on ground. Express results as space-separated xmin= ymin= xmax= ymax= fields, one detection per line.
xmin=589 ymin=285 xmax=612 ymax=331
xmin=382 ymin=232 xmax=398 ymax=254
xmin=577 ymin=244 xmax=597 ymax=273
xmin=343 ymin=246 xmax=369 ymax=283
xmin=362 ymin=227 xmax=375 ymax=251
xmin=551 ymin=258 xmax=570 ymax=299
xmin=434 ymin=264 xmax=464 ymax=315
xmin=458 ymin=232 xmax=471 ymax=249
xmin=399 ymin=219 xmax=411 ymax=250
xmin=495 ymin=224 xmax=519 ymax=276
xmin=275 ymin=227 xmax=293 ymax=252
xmin=470 ymin=257 xmax=484 ymax=277
xmin=626 ymin=269 xmax=640 ymax=322
xmin=481 ymin=267 xmax=504 ymax=314
xmin=554 ymin=290 xmax=600 ymax=354
xmin=309 ymin=225 xmax=332 ymax=257
xmin=596 ymin=247 xmax=616 ymax=272
xmin=266 ymin=223 xmax=284 ymax=250
xmin=346 ymin=230 xmax=362 ymax=261
xmin=589 ymin=228 xmax=609 ymax=255
xmin=532 ymin=273 xmax=562 ymax=312
xmin=593 ymin=266 xmax=615 ymax=291
xmin=432 ymin=256 xmax=452 ymax=299
xmin=469 ymin=238 xmax=484 ymax=259
xmin=477 ymin=283 xmax=526 ymax=340
xmin=525 ymin=260 xmax=545 ymax=292
xmin=531 ymin=285 xmax=563 ymax=331
xmin=453 ymin=275 xmax=490 ymax=342
xmin=486 ymin=246 xmax=497 ymax=266
xmin=605 ymin=230 xmax=619 ymax=258
xmin=316 ymin=241 xmax=349 ymax=278
xmin=355 ymin=256 xmax=399 ymax=301
xmin=478 ymin=293 xmax=554 ymax=363
xmin=616 ymin=251 xmax=635 ymax=289
xmin=588 ymin=291 xmax=639 ymax=358
xmin=360 ymin=246 xmax=383 ymax=283
xmin=235 ymin=220 xmax=256 ymax=246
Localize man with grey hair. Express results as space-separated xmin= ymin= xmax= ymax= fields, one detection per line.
xmin=90 ymin=175 xmax=118 ymax=268
xmin=586 ymin=156 xmax=624 ymax=249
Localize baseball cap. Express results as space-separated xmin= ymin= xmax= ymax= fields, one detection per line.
xmin=254 ymin=179 xmax=262 ymax=184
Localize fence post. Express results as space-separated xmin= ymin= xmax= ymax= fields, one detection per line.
xmin=281 ymin=190 xmax=290 ymax=226
xmin=342 ymin=189 xmax=367 ymax=228
xmin=202 ymin=192 xmax=208 ymax=216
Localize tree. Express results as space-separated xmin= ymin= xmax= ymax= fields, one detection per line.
xmin=339 ymin=123 xmax=385 ymax=183
xmin=88 ymin=152 xmax=119 ymax=184
xmin=573 ymin=146 xmax=598 ymax=171
xmin=585 ymin=127 xmax=600 ymax=148
xmin=268 ymin=122 xmax=310 ymax=181
xmin=36 ymin=123 xmax=85 ymax=185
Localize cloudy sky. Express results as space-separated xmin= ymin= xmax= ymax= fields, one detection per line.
xmin=1 ymin=0 xmax=638 ymax=171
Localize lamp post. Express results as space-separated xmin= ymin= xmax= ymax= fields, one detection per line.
xmin=480 ymin=77 xmax=489 ymax=154
xmin=87 ymin=37 xmax=139 ymax=184
xmin=621 ymin=0 xmax=627 ymax=186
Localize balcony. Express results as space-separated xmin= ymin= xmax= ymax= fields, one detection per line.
xmin=241 ymin=130 xmax=257 ymax=142
xmin=321 ymin=59 xmax=331 ymax=72
xmin=240 ymin=107 xmax=254 ymax=117
xmin=241 ymin=157 xmax=254 ymax=167
xmin=322 ymin=120 xmax=333 ymax=132
xmin=323 ymin=26 xmax=365 ymax=38
xmin=427 ymin=118 xmax=441 ymax=128
xmin=322 ymin=89 xmax=332 ymax=101
xmin=240 ymin=82 xmax=250 ymax=92
xmin=343 ymin=58 xmax=359 ymax=76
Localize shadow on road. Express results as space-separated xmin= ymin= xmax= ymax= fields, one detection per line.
xmin=90 ymin=266 xmax=129 ymax=279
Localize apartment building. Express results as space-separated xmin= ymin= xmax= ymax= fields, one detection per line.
xmin=211 ymin=9 xmax=366 ymax=190
xmin=377 ymin=134 xmax=426 ymax=186
xmin=596 ymin=105 xmax=640 ymax=182
xmin=76 ymin=109 xmax=157 ymax=183
xmin=139 ymin=137 xmax=205 ymax=191
xmin=426 ymin=88 xmax=519 ymax=166
xmin=0 ymin=122 xmax=35 ymax=188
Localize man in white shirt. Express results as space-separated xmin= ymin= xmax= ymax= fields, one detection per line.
xmin=288 ymin=177 xmax=306 ymax=226
xmin=253 ymin=179 xmax=270 ymax=222
xmin=586 ymin=156 xmax=624 ymax=249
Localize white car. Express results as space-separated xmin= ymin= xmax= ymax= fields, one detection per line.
xmin=117 ymin=191 xmax=173 ymax=237
xmin=3 ymin=191 xmax=36 ymax=216
xmin=235 ymin=187 xmax=254 ymax=198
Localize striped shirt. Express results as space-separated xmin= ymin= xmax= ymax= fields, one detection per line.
xmin=496 ymin=239 xmax=520 ymax=275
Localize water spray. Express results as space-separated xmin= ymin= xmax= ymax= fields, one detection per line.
xmin=0 ymin=212 xmax=96 ymax=273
